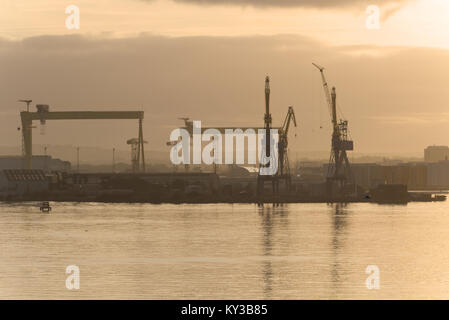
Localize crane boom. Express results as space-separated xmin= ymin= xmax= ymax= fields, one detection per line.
xmin=282 ymin=106 xmax=297 ymax=136
xmin=312 ymin=63 xmax=333 ymax=122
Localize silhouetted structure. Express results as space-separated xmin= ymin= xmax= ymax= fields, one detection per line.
xmin=313 ymin=63 xmax=354 ymax=198
xmin=20 ymin=105 xmax=145 ymax=171
xmin=127 ymin=138 xmax=148 ymax=173
xmin=257 ymin=76 xmax=278 ymax=196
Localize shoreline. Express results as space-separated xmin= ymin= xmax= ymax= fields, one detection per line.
xmin=0 ymin=193 xmax=443 ymax=205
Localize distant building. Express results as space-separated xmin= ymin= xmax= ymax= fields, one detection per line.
xmin=350 ymin=163 xmax=383 ymax=189
xmin=424 ymin=146 xmax=449 ymax=162
xmin=320 ymin=159 xmax=449 ymax=189
xmin=426 ymin=161 xmax=449 ymax=188
xmin=0 ymin=155 xmax=70 ymax=172
xmin=327 ymin=162 xmax=428 ymax=190
xmin=0 ymin=169 xmax=49 ymax=197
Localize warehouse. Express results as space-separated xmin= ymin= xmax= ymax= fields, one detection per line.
xmin=0 ymin=169 xmax=49 ymax=197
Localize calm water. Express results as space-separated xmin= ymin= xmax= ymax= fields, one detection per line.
xmin=1 ymin=201 xmax=449 ymax=299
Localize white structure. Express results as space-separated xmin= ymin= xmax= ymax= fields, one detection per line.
xmin=424 ymin=146 xmax=449 ymax=162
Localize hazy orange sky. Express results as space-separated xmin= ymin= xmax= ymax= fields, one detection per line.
xmin=2 ymin=0 xmax=448 ymax=48
xmin=1 ymin=0 xmax=449 ymax=161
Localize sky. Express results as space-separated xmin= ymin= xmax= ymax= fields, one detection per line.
xmin=1 ymin=0 xmax=449 ymax=160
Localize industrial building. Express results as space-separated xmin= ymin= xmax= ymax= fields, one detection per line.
xmin=321 ymin=162 xmax=428 ymax=190
xmin=324 ymin=161 xmax=449 ymax=190
xmin=0 ymin=169 xmax=49 ymax=197
xmin=0 ymin=155 xmax=70 ymax=172
xmin=426 ymin=161 xmax=449 ymax=188
xmin=64 ymin=172 xmax=220 ymax=198
xmin=349 ymin=163 xmax=427 ymax=190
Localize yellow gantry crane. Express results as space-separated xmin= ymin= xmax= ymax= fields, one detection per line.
xmin=20 ymin=104 xmax=146 ymax=172
xmin=179 ymin=117 xmax=281 ymax=166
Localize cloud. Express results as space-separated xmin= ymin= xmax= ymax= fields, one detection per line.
xmin=369 ymin=113 xmax=449 ymax=125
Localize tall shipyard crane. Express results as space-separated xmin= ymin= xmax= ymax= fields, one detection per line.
xmin=257 ymin=76 xmax=277 ymax=196
xmin=312 ymin=63 xmax=354 ymax=198
xmin=278 ymin=106 xmax=297 ymax=190
xmin=257 ymin=77 xmax=297 ymax=196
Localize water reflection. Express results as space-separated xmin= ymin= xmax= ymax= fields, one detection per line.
xmin=258 ymin=204 xmax=289 ymax=298
xmin=329 ymin=203 xmax=349 ymax=295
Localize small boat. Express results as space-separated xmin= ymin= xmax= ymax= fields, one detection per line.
xmin=40 ymin=201 xmax=52 ymax=212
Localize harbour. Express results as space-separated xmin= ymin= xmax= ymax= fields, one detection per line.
xmin=2 ymin=71 xmax=448 ymax=205
xmin=3 ymin=0 xmax=449 ymax=304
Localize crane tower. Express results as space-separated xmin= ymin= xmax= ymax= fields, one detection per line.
xmin=127 ymin=138 xmax=148 ymax=173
